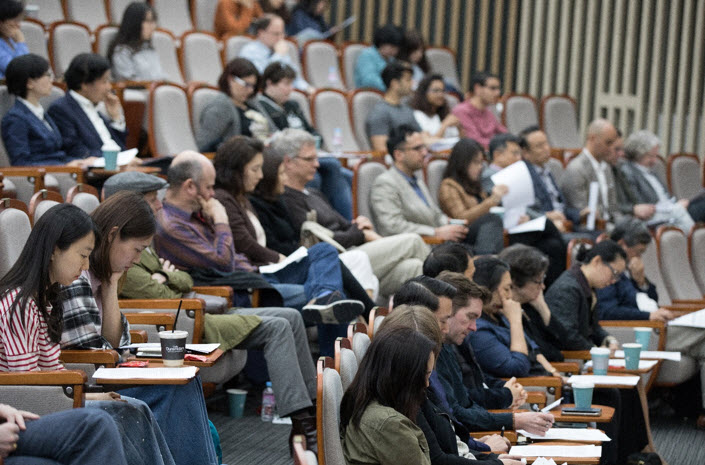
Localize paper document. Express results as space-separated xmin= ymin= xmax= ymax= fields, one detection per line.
xmin=509 ymin=216 xmax=547 ymax=234
xmin=324 ymin=15 xmax=356 ymax=37
xmin=91 ymin=148 xmax=139 ymax=168
xmin=490 ymin=162 xmax=535 ymax=209
xmin=121 ymin=343 xmax=220 ymax=354
xmin=518 ymin=428 xmax=611 ymax=442
xmin=541 ymin=397 xmax=563 ymax=413
xmin=530 ymin=459 xmax=568 ymax=465
xmin=568 ymin=375 xmax=640 ymax=386
xmin=509 ymin=444 xmax=602 ymax=458
xmin=259 ymin=246 xmax=308 ymax=274
xmin=668 ymin=308 xmax=705 ymax=329
xmin=586 ymin=181 xmax=599 ymax=230
xmin=428 ymin=137 xmax=460 ymax=152
xmin=584 ymin=359 xmax=658 ymax=370
xmin=614 ymin=350 xmax=681 ymax=361
xmin=93 ymin=366 xmax=198 ymax=380
xmin=503 ymin=207 xmax=526 ymax=229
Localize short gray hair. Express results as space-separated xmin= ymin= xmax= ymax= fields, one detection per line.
xmin=167 ymin=159 xmax=202 ymax=189
xmin=623 ymin=130 xmax=660 ymax=161
xmin=269 ymin=128 xmax=316 ymax=158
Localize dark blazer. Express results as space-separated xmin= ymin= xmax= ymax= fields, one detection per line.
xmin=454 ymin=342 xmax=513 ymax=409
xmin=249 ymin=194 xmax=301 ymax=256
xmin=47 ymin=93 xmax=127 ymax=159
xmin=620 ymin=160 xmax=665 ymax=204
xmin=545 ymin=265 xmax=610 ymax=350
xmin=524 ymin=160 xmax=581 ymax=224
xmin=595 ymin=273 xmax=655 ymax=321
xmin=521 ymin=303 xmax=567 ymax=362
xmin=1 ymin=100 xmax=68 ymax=165
xmin=256 ymin=94 xmax=319 ymax=136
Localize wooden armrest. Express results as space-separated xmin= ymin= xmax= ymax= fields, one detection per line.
xmin=124 ymin=312 xmax=176 ymax=327
xmin=671 ymin=298 xmax=705 ymax=305
xmin=119 ymin=298 xmax=205 ymax=310
xmin=561 ymin=350 xmax=591 ymax=360
xmin=488 ymin=408 xmax=528 ymax=413
xmin=470 ymin=430 xmax=518 ymax=443
xmin=130 ymin=329 xmax=148 ymax=343
xmin=599 ymin=320 xmax=666 ymax=329
xmin=59 ymin=349 xmax=119 ymax=367
xmin=526 ymin=390 xmax=547 ymax=406
xmin=191 ymin=285 xmax=233 ymax=306
xmin=0 ymin=370 xmax=87 ymax=385
xmin=422 ymin=236 xmax=444 ymax=244
xmin=550 ymin=362 xmax=581 ymax=374
xmin=510 ymin=376 xmax=563 ymax=397
xmin=662 ymin=304 xmax=704 ymax=313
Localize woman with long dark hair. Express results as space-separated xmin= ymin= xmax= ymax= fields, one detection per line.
xmin=107 ymin=2 xmax=165 ymax=81
xmin=410 ymin=74 xmax=462 ymax=139
xmin=398 ymin=30 xmax=430 ymax=87
xmin=340 ymin=326 xmax=438 ymax=465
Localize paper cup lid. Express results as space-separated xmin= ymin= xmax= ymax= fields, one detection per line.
xmin=572 ymin=380 xmax=594 ymax=388
xmin=159 ymin=330 xmax=188 ymax=338
xmin=623 ymin=343 xmax=642 ymax=348
xmin=590 ymin=347 xmax=610 ymax=355
xmin=101 ymin=141 xmax=121 ymax=151
xmin=227 ymin=389 xmax=247 ymax=395
xmin=634 ymin=327 xmax=652 ymax=332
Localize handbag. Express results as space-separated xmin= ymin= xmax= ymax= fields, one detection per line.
xmin=299 ymin=210 xmax=346 ymax=253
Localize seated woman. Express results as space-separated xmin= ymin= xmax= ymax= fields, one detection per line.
xmin=1 ymin=54 xmax=76 ymax=166
xmin=410 ymin=74 xmax=462 ymax=139
xmin=439 ymin=138 xmax=566 ymax=286
xmin=0 ymin=0 xmax=28 ymax=79
xmin=57 ymin=193 xmax=218 ymax=465
xmin=0 ymin=203 xmax=177 ymax=465
xmin=287 ymin=0 xmax=330 ymax=39
xmin=214 ymin=0 xmax=263 ymax=39
xmin=107 ymin=2 xmax=166 ymax=82
xmin=398 ymin=30 xmax=431 ymax=89
xmin=196 ymin=58 xmax=269 ymax=152
xmin=340 ymin=326 xmax=438 ymax=465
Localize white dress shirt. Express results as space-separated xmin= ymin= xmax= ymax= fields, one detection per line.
xmin=584 ymin=149 xmax=610 ymax=215
xmin=18 ymin=97 xmax=52 ymax=131
xmin=69 ymin=90 xmax=125 ymax=147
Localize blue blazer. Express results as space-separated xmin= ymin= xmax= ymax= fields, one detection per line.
xmin=47 ymin=93 xmax=127 ymax=159
xmin=524 ymin=160 xmax=581 ymax=224
xmin=1 ymin=100 xmax=68 ymax=165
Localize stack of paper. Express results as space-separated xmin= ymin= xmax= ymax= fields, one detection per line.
xmin=93 ymin=366 xmax=198 ymax=380
xmin=518 ymin=428 xmax=611 ymax=442
xmin=668 ymin=309 xmax=705 ymax=329
xmin=509 ymin=444 xmax=602 ymax=458
xmin=584 ymin=359 xmax=658 ymax=370
xmin=531 ymin=458 xmax=568 ymax=465
xmin=567 ymin=375 xmax=640 ymax=386
xmin=613 ymin=350 xmax=680 ymax=361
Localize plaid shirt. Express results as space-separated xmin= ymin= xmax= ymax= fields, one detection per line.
xmin=59 ymin=271 xmax=130 ymax=350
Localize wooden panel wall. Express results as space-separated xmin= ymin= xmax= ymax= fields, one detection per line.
xmin=327 ymin=0 xmax=705 ymax=156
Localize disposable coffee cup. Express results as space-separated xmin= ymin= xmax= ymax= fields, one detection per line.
xmin=101 ymin=141 xmax=120 ymax=171
xmin=634 ymin=327 xmax=652 ymax=350
xmin=227 ymin=389 xmax=247 ymax=418
xmin=159 ymin=330 xmax=188 ymax=367
xmin=489 ymin=206 xmax=505 ymax=219
xmin=590 ymin=347 xmax=610 ymax=375
xmin=572 ymin=380 xmax=594 ymax=409
xmin=623 ymin=343 xmax=642 ymax=370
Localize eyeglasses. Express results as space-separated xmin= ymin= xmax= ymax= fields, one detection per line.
xmin=295 ymin=155 xmax=318 ymax=163
xmin=232 ymin=75 xmax=256 ymax=89
xmin=605 ymin=262 xmax=622 ymax=280
xmin=530 ymin=274 xmax=546 ymax=285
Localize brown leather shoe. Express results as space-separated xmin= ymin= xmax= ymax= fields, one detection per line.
xmin=290 ymin=415 xmax=318 ymax=455
xmin=696 ymin=414 xmax=705 ymax=430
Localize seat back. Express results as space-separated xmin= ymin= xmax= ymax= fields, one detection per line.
xmin=188 ymin=83 xmax=220 ymax=136
xmin=0 ymin=383 xmax=77 ymax=416
xmin=689 ymin=225 xmax=705 ymax=294
xmin=21 ymin=20 xmax=49 ymax=61
xmin=334 ymin=338 xmax=358 ymax=392
xmin=152 ymin=29 xmax=186 ymax=85
xmin=33 ymin=198 xmax=60 ymax=224
xmin=149 ymin=83 xmax=198 ymax=157
xmin=95 ymin=25 xmax=119 ymax=58
xmin=425 ymin=46 xmax=461 ymax=90
xmin=652 ymin=155 xmax=668 ymax=188
xmin=192 ymin=0 xmax=217 ymax=32
xmin=445 ymin=92 xmax=460 ymax=110
xmin=27 ymin=0 xmax=65 ymax=25
xmin=351 ymin=331 xmax=370 ymax=364
xmin=289 ymin=89 xmax=312 ymax=126
xmin=181 ymin=32 xmax=222 ymax=86
xmin=66 ymin=185 xmax=100 ymax=214
xmin=501 ymin=93 xmax=539 ymax=135
xmin=657 ymin=227 xmax=703 ymax=301
xmin=311 ymin=89 xmax=359 ymax=152
xmin=120 ymin=302 xmax=201 ymax=344
xmin=223 ymin=35 xmax=253 ymax=63
xmin=545 ymin=157 xmax=565 ymax=185
xmin=541 ymin=95 xmax=581 ymax=149
xmin=28 ymin=189 xmax=63 ymax=225
xmin=152 ymin=0 xmax=194 ymax=37
xmin=49 ymin=22 xmax=92 ymax=79
xmin=667 ymin=153 xmax=702 ymax=200
xmin=0 ymin=201 xmax=31 ymax=277
xmin=303 ymin=41 xmax=344 ymax=90
xmin=642 ymin=238 xmax=671 ymax=306
xmin=0 ymin=85 xmax=15 ymax=119
xmin=316 ymin=357 xmax=345 ymax=465
xmin=342 ymin=43 xmax=366 ymax=90
xmin=107 ymin=0 xmax=133 ymax=25
xmin=425 ymin=158 xmax=448 ymax=205
xmin=349 ymin=89 xmax=383 ymax=150
xmin=66 ymin=0 xmax=108 ymax=30
xmin=353 ymin=160 xmax=386 ymax=218
xmin=39 ymin=85 xmax=65 ymax=112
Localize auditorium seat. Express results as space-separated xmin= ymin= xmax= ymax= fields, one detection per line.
xmin=656 ymin=226 xmax=705 ymax=304
xmin=0 ymin=198 xmax=31 ymax=277
xmin=667 ymin=153 xmax=702 ymax=200
xmin=48 ymin=21 xmax=92 ymax=79
xmin=152 ymin=29 xmax=186 ymax=85
xmin=501 ymin=93 xmax=539 ymax=135
xmin=334 ymin=337 xmax=357 ymax=391
xmin=341 ymin=42 xmax=367 ymax=90
xmin=27 ymin=0 xmax=65 ymax=26
xmin=181 ymin=31 xmax=222 ymax=86
xmin=20 ymin=19 xmax=49 ymax=62
xmin=540 ymin=94 xmax=582 ymax=150
xmin=95 ymin=25 xmax=118 ymax=58
xmin=352 ymin=159 xmax=387 ymax=218
xmin=66 ymin=184 xmax=100 ymax=214
xmin=347 ymin=322 xmax=370 ymax=364
xmin=689 ymin=224 xmax=705 ymax=294
xmin=149 ymin=82 xmax=198 ymax=157
xmin=311 ymin=89 xmax=359 ymax=152
xmin=152 ymin=0 xmax=194 ymax=38
xmin=107 ymin=0 xmax=133 ymax=25
xmin=289 ymin=89 xmax=312 ymax=126
xmin=192 ymin=0 xmax=218 ymax=33
xmin=303 ymin=40 xmax=344 ymax=90
xmin=187 ymin=82 xmax=220 ymax=137
xmin=38 ymin=84 xmax=65 ymax=112
xmin=223 ymin=34 xmax=253 ymax=63
xmin=424 ymin=157 xmax=448 ymax=205
xmin=348 ymin=88 xmax=383 ymax=151
xmin=65 ymin=0 xmax=108 ymax=31
xmin=0 ymin=167 xmax=46 ymax=205
xmin=316 ymin=356 xmax=345 ymax=465
xmin=28 ymin=189 xmax=62 ymax=225
xmin=425 ymin=46 xmax=461 ymax=92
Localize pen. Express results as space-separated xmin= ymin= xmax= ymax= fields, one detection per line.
xmin=501 ymin=426 xmax=505 ymax=437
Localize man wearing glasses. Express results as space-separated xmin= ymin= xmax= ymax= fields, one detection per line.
xmin=452 ymin=71 xmax=507 ymax=150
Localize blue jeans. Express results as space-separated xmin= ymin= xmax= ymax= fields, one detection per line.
xmin=8 ymin=408 xmax=128 ymax=465
xmin=308 ymin=157 xmax=353 ymax=221
xmin=121 ymin=377 xmax=218 ymax=465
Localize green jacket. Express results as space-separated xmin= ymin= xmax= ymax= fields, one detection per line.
xmin=342 ymin=401 xmax=431 ymax=465
xmin=121 ymin=248 xmax=194 ymax=300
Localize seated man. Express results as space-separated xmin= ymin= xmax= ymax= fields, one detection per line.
xmin=47 ymin=53 xmax=127 ymax=160
xmin=354 ymin=24 xmax=404 ymax=91
xmin=273 ymin=128 xmax=430 ymax=298
xmin=365 ymin=62 xmax=421 ymax=153
xmin=238 ymin=14 xmax=312 ymax=93
xmin=451 ymin=72 xmax=507 ymax=149
xmin=481 ymin=133 xmax=522 ymax=192
xmin=370 ymin=125 xmax=507 ymax=254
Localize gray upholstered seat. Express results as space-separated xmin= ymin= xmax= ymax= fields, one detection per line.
xmin=193 ymin=0 xmax=218 ymax=33
xmin=152 ymin=0 xmax=193 ymax=37
xmin=425 ymin=158 xmax=448 ymax=205
xmin=20 ymin=20 xmax=49 ymax=62
xmin=501 ymin=93 xmax=539 ymax=135
xmin=351 ymin=331 xmax=370 ymax=364
xmin=149 ymin=83 xmax=198 ymax=157
xmin=338 ymin=345 xmax=358 ymax=392
xmin=288 ymin=90 xmax=311 ymax=126
xmin=182 ymin=32 xmax=222 ymax=86
xmin=426 ymin=47 xmax=461 ymax=91
xmin=541 ymin=95 xmax=581 ymax=149
xmin=303 ymin=41 xmax=344 ymax=90
xmin=657 ymin=227 xmax=704 ymax=301
xmin=50 ymin=22 xmax=92 ymax=79
xmin=70 ymin=192 xmax=100 ymax=214
xmin=95 ymin=25 xmax=118 ymax=58
xmin=320 ymin=366 xmax=345 ymax=465
xmin=108 ymin=0 xmax=133 ymax=25
xmin=642 ymin=238 xmax=672 ymax=306
xmin=33 ymin=199 xmax=60 ymax=224
xmin=2 ymin=176 xmax=41 ymax=205
xmin=350 ymin=89 xmax=383 ymax=150
xmin=342 ymin=43 xmax=366 ymax=90
xmin=354 ymin=160 xmax=386 ymax=218
xmin=29 ymin=0 xmax=65 ymax=25
xmin=66 ymin=0 xmax=108 ymax=30
xmin=668 ymin=154 xmax=702 ymax=200
xmin=39 ymin=85 xmax=65 ymax=112
xmin=224 ymin=35 xmax=252 ymax=63
xmin=312 ymin=90 xmax=359 ymax=152
xmin=690 ymin=225 xmax=705 ymax=294
xmin=0 ymin=206 xmax=31 ymax=277
xmin=152 ymin=30 xmax=186 ymax=85
xmin=545 ymin=157 xmax=565 ymax=185
xmin=189 ymin=84 xmax=220 ymax=136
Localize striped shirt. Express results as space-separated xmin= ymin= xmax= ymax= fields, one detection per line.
xmin=0 ymin=289 xmax=64 ymax=372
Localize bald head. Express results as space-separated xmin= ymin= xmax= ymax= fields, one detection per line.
xmin=166 ymin=151 xmax=216 ymax=212
xmin=585 ymin=118 xmax=618 ymax=161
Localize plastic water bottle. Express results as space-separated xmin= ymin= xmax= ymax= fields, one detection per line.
xmin=261 ymin=381 xmax=275 ymax=422
xmin=332 ymin=127 xmax=344 ymax=156
xmin=327 ymin=66 xmax=339 ymax=85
